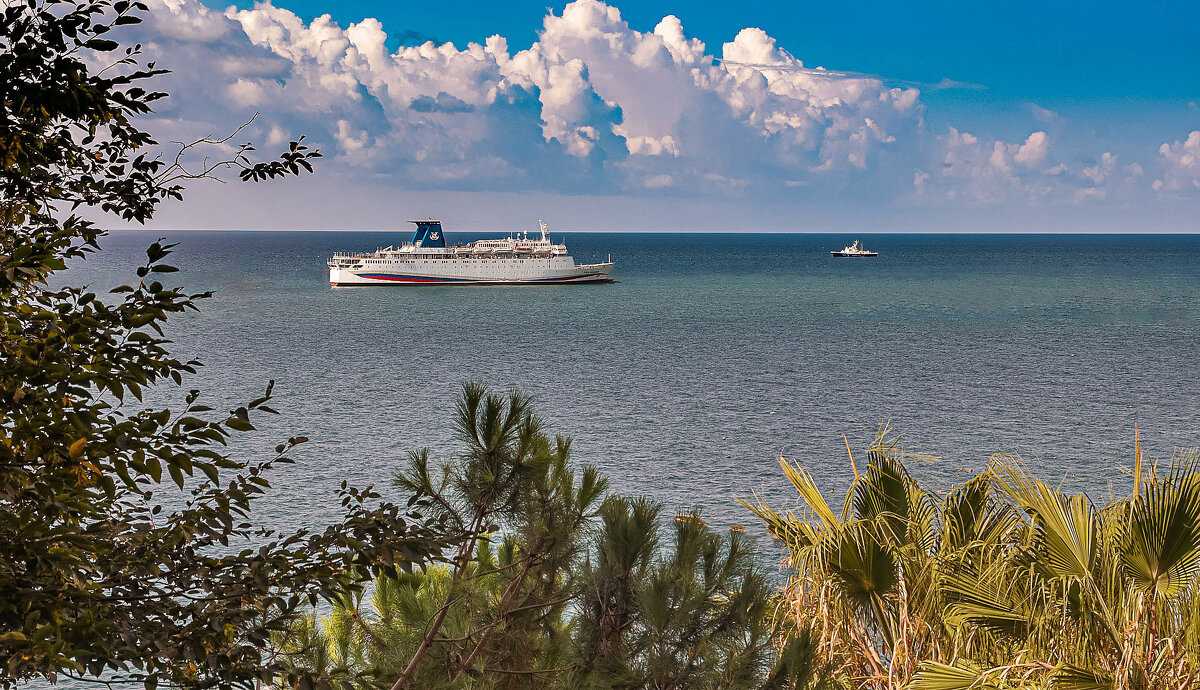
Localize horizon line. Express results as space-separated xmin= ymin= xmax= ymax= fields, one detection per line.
xmin=105 ymin=228 xmax=1200 ymax=235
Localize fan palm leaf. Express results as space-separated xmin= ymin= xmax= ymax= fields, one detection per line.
xmin=825 ymin=520 xmax=899 ymax=647
xmin=942 ymin=561 xmax=1029 ymax=638
xmin=1048 ymin=664 xmax=1114 ymax=690
xmin=1120 ymin=462 xmax=1200 ymax=601
xmin=997 ymin=467 xmax=1099 ymax=583
xmin=905 ymin=661 xmax=992 ymax=690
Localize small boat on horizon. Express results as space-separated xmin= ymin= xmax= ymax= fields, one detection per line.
xmin=831 ymin=240 xmax=878 ymax=257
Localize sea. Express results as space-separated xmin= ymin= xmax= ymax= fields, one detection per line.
xmin=69 ymin=231 xmax=1200 ymax=536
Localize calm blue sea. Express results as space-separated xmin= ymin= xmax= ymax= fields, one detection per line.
xmin=69 ymin=231 xmax=1200 ymax=533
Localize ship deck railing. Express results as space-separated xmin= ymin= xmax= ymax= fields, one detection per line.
xmin=330 ymin=249 xmax=566 ymax=259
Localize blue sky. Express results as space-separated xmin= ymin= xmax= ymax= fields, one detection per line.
xmin=132 ymin=0 xmax=1200 ymax=231
xmin=202 ymin=0 xmax=1199 ymax=101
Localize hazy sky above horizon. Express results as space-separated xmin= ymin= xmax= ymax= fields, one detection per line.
xmin=120 ymin=0 xmax=1200 ymax=232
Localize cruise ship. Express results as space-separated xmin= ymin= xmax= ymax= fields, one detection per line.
xmin=327 ymin=220 xmax=615 ymax=286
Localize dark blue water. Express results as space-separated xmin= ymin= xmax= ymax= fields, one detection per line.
xmin=69 ymin=231 xmax=1200 ymax=532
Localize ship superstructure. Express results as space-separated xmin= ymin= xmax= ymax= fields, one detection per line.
xmin=327 ymin=220 xmax=615 ymax=286
xmin=830 ymin=240 xmax=878 ymax=257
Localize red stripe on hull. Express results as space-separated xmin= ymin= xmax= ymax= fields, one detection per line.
xmin=332 ymin=275 xmax=613 ymax=287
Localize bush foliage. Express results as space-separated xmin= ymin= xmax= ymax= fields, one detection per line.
xmin=1 ymin=1 xmax=440 ymax=687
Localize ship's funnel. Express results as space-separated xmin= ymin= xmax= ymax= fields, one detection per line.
xmin=408 ymin=220 xmax=445 ymax=247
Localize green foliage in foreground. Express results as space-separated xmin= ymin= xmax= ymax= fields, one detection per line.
xmin=746 ymin=429 xmax=1200 ymax=690
xmin=1 ymin=0 xmax=445 ymax=687
xmin=277 ymin=383 xmax=812 ymax=690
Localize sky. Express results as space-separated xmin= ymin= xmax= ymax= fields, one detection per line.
xmin=117 ymin=0 xmax=1200 ymax=231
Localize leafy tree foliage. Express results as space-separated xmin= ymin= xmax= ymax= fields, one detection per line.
xmin=278 ymin=384 xmax=799 ymax=690
xmin=0 ymin=1 xmax=443 ymax=687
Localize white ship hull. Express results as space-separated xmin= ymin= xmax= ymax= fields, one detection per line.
xmin=329 ymin=258 xmax=614 ymax=286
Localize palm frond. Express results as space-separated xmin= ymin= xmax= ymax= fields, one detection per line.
xmin=905 ymin=661 xmax=990 ymax=690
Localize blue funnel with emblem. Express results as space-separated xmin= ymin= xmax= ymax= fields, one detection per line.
xmin=408 ymin=220 xmax=445 ymax=247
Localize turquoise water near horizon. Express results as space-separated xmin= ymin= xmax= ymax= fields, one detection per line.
xmin=69 ymin=231 xmax=1200 ymax=534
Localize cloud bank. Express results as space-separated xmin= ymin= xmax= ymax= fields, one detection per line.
xmin=118 ymin=0 xmax=1200 ymax=227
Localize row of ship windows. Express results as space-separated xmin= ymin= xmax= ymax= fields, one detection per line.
xmin=364 ymin=259 xmax=554 ymax=264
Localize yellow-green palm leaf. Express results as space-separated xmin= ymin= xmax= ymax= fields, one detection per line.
xmin=1120 ymin=472 xmax=1200 ymax=600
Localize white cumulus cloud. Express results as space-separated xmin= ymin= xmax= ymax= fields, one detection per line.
xmin=120 ymin=0 xmax=1175 ymax=211
xmin=127 ymin=0 xmax=930 ymax=195
xmin=1153 ymin=131 xmax=1200 ymax=193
